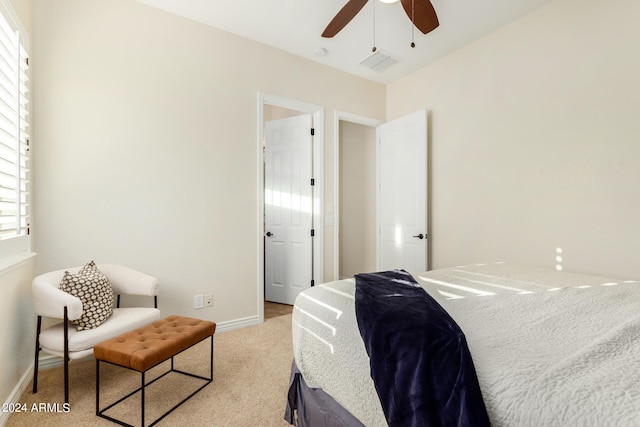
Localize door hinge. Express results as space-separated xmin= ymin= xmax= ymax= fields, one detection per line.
xmin=310 ymin=178 xmax=315 ymax=186
xmin=310 ymin=128 xmax=315 ymax=136
xmin=310 ymin=229 xmax=315 ymax=237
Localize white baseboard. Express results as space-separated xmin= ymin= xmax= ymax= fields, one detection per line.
xmin=215 ymin=314 xmax=261 ymax=332
xmin=38 ymin=354 xmax=66 ymax=370
xmin=0 ymin=363 xmax=34 ymax=427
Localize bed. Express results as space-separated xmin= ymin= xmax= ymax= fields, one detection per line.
xmin=285 ymin=262 xmax=640 ymax=426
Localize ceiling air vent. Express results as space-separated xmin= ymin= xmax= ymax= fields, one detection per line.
xmin=359 ymin=50 xmax=400 ymax=72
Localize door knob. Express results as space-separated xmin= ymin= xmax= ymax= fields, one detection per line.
xmin=413 ymin=233 xmax=425 ymax=240
xmin=266 ymin=232 xmax=274 ymax=237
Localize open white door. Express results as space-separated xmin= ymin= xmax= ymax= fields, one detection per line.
xmin=377 ymin=109 xmax=428 ymax=272
xmin=265 ymin=114 xmax=313 ymax=304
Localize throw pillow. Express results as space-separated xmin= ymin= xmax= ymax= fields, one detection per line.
xmin=60 ymin=261 xmax=114 ymax=330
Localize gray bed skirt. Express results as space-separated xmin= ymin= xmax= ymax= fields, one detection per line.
xmin=284 ymin=360 xmax=366 ymax=427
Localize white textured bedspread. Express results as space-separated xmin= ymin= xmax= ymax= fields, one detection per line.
xmin=292 ymin=263 xmax=640 ymax=426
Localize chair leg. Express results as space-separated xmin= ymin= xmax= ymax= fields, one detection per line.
xmin=32 ymin=316 xmax=42 ymax=393
xmin=64 ymin=306 xmax=69 ymax=404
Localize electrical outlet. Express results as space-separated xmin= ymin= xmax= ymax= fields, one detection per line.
xmin=194 ymin=294 xmax=204 ymax=309
xmin=205 ymin=294 xmax=213 ymax=307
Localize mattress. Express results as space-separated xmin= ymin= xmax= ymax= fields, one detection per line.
xmin=291 ymin=262 xmax=640 ymax=426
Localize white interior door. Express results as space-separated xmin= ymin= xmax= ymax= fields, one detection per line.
xmin=265 ymin=114 xmax=313 ymax=304
xmin=377 ymin=109 xmax=428 ymax=272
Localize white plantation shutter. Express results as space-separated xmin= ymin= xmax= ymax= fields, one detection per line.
xmin=0 ymin=1 xmax=29 ymax=259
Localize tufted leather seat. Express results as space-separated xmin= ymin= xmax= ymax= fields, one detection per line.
xmin=95 ymin=315 xmax=216 ymax=426
xmin=94 ymin=315 xmax=216 ymax=372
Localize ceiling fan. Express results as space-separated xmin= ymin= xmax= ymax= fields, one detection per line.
xmin=322 ymin=0 xmax=439 ymax=38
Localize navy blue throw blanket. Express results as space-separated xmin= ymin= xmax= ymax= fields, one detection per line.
xmin=354 ymin=270 xmax=490 ymax=427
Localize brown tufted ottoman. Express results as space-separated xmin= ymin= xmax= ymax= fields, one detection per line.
xmin=94 ymin=315 xmax=216 ymax=427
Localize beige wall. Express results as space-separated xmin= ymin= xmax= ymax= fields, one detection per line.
xmin=387 ymin=0 xmax=640 ymax=279
xmin=0 ymin=0 xmax=35 ymax=412
xmin=339 ymin=121 xmax=377 ymax=278
xmin=31 ymin=0 xmax=385 ymax=326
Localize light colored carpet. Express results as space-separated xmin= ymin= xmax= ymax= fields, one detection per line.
xmin=8 ymin=311 xmax=294 ymax=426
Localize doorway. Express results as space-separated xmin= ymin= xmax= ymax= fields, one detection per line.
xmin=333 ymin=109 xmax=428 ymax=278
xmin=258 ymin=93 xmax=324 ymax=322
xmin=333 ymin=112 xmax=382 ymax=279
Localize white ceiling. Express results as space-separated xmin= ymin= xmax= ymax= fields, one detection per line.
xmin=135 ymin=0 xmax=553 ymax=84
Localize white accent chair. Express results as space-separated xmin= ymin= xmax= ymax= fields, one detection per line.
xmin=32 ymin=264 xmax=161 ymax=404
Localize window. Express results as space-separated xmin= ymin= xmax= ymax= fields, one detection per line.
xmin=0 ymin=0 xmax=29 ymax=262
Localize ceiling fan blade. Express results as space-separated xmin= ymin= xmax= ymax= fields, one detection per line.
xmin=400 ymin=0 xmax=439 ymax=34
xmin=322 ymin=0 xmax=369 ymax=38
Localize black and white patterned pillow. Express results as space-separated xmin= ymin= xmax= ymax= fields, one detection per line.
xmin=60 ymin=261 xmax=114 ymax=330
